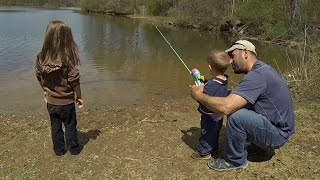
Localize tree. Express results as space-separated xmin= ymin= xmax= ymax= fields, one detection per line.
xmin=291 ymin=0 xmax=301 ymax=25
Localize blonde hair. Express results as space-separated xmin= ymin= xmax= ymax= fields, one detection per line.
xmin=38 ymin=21 xmax=79 ymax=68
xmin=207 ymin=50 xmax=229 ymax=73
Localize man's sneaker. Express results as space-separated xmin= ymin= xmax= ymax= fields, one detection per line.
xmin=191 ymin=152 xmax=211 ymax=160
xmin=207 ymin=158 xmax=248 ymax=171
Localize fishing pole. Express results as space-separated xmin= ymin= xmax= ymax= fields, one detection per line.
xmin=155 ymin=26 xmax=201 ymax=86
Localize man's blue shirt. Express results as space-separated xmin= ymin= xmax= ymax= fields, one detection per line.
xmin=232 ymin=60 xmax=295 ymax=138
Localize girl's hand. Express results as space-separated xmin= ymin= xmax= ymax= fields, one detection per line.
xmin=76 ymin=98 xmax=84 ymax=108
xmin=44 ymin=92 xmax=47 ymax=103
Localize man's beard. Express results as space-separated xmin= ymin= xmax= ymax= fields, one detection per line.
xmin=232 ymin=64 xmax=246 ymax=74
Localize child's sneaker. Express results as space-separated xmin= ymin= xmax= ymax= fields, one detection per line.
xmin=191 ymin=152 xmax=211 ymax=160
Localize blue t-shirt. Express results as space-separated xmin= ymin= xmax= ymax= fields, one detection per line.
xmin=198 ymin=75 xmax=229 ymax=121
xmin=231 ymin=60 xmax=295 ymax=139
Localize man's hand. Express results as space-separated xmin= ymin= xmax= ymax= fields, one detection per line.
xmin=76 ymin=98 xmax=84 ymax=108
xmin=190 ymin=83 xmax=205 ymax=101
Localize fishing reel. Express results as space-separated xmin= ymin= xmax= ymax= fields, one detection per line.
xmin=191 ymin=68 xmax=202 ymax=86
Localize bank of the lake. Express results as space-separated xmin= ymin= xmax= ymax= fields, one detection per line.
xmin=1 ymin=98 xmax=319 ymax=179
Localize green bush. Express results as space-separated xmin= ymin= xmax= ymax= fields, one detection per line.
xmin=168 ymin=0 xmax=226 ymax=26
xmin=145 ymin=0 xmax=174 ymax=16
xmin=267 ymin=21 xmax=291 ymax=40
xmin=232 ymin=0 xmax=308 ymax=41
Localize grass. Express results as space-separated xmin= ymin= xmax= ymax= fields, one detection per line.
xmin=1 ymin=97 xmax=320 ymax=179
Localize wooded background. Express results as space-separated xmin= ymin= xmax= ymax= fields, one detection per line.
xmin=1 ymin=0 xmax=319 ymax=42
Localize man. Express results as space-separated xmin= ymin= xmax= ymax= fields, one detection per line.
xmin=190 ymin=40 xmax=295 ymax=171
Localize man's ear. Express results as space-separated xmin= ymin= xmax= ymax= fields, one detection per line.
xmin=208 ymin=65 xmax=212 ymax=70
xmin=244 ymin=49 xmax=248 ymax=59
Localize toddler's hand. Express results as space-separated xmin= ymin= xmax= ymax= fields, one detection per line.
xmin=76 ymin=98 xmax=84 ymax=108
xmin=200 ymin=75 xmax=205 ymax=82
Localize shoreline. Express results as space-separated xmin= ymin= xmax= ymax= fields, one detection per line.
xmin=82 ymin=9 xmax=302 ymax=48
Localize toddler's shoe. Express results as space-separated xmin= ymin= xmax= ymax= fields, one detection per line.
xmin=191 ymin=152 xmax=211 ymax=160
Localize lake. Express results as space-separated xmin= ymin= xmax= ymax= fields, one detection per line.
xmin=0 ymin=7 xmax=296 ymax=113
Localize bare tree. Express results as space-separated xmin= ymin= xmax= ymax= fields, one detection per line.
xmin=291 ymin=0 xmax=301 ymax=25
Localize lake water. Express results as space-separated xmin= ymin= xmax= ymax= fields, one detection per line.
xmin=0 ymin=7 xmax=296 ymax=113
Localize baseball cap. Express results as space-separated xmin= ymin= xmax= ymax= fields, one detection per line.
xmin=225 ymin=40 xmax=257 ymax=56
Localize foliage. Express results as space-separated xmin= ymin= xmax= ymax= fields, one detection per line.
xmin=168 ymin=0 xmax=227 ymax=27
xmin=145 ymin=0 xmax=174 ymax=16
xmin=79 ymin=0 xmax=101 ymax=10
xmin=232 ymin=0 xmax=294 ymax=40
xmin=300 ymin=0 xmax=320 ymax=25
xmin=79 ymin=0 xmax=136 ymax=14
xmin=105 ymin=0 xmax=135 ymax=14
xmin=283 ymin=24 xmax=320 ymax=99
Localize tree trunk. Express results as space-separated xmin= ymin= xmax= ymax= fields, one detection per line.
xmin=291 ymin=0 xmax=301 ymax=25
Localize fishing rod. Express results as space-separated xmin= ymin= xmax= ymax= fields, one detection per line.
xmin=155 ymin=26 xmax=201 ymax=86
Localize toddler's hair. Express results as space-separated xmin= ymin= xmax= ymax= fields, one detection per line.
xmin=38 ymin=21 xmax=79 ymax=68
xmin=207 ymin=50 xmax=229 ymax=73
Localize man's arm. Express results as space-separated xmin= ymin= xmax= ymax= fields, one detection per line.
xmin=190 ymin=83 xmax=247 ymax=115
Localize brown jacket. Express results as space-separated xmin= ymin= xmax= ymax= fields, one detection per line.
xmin=35 ymin=56 xmax=80 ymax=105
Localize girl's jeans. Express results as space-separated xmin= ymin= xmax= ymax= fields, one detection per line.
xmin=224 ymin=108 xmax=287 ymax=166
xmin=47 ymin=103 xmax=80 ymax=155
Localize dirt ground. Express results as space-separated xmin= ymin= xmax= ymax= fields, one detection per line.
xmin=0 ymin=97 xmax=319 ymax=179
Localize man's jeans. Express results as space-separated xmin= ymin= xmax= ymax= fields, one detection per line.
xmin=224 ymin=108 xmax=287 ymax=166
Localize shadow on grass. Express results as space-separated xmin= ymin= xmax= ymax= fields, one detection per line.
xmin=246 ymin=143 xmax=276 ymax=162
xmin=180 ymin=125 xmax=274 ymax=162
xmin=180 ymin=124 xmax=227 ymax=158
xmin=78 ymin=129 xmax=101 ymax=146
xmin=180 ymin=127 xmax=200 ymax=152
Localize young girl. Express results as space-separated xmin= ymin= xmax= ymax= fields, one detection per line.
xmin=35 ymin=21 xmax=83 ymax=156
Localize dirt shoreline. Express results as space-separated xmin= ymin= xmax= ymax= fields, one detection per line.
xmin=1 ymin=98 xmax=319 ymax=179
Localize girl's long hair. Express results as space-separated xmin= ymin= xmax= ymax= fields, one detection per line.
xmin=38 ymin=21 xmax=80 ymax=68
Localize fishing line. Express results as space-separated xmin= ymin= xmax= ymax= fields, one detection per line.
xmin=155 ymin=26 xmax=191 ymax=74
xmin=156 ymin=26 xmax=201 ymax=86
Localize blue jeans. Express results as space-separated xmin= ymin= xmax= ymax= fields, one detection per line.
xmin=47 ymin=103 xmax=80 ymax=155
xmin=198 ymin=114 xmax=223 ymax=155
xmin=224 ymin=109 xmax=287 ymax=166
